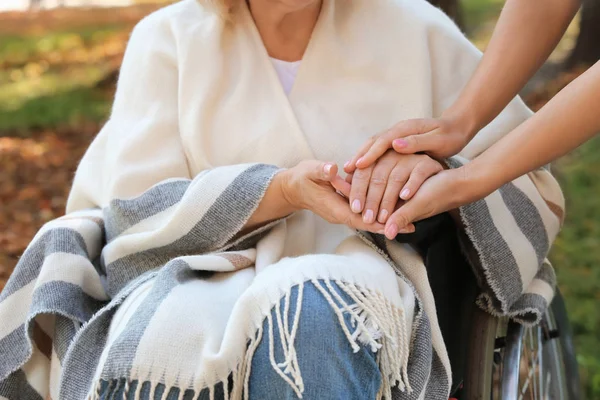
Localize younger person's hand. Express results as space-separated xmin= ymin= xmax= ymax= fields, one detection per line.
xmin=344 ymin=116 xmax=474 ymax=173
xmin=383 ymin=167 xmax=472 ymax=239
xmin=333 ymin=151 xmax=443 ymax=237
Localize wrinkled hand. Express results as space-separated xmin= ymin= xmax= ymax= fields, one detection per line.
xmin=281 ymin=160 xmax=386 ymax=234
xmin=333 ymin=151 xmax=443 ymax=237
xmin=344 ymin=116 xmax=474 ymax=173
xmin=383 ymin=167 xmax=474 ymax=239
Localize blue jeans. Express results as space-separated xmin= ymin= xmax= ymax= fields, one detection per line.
xmin=248 ymin=281 xmax=382 ymax=399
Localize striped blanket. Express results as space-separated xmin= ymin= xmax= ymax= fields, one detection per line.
xmin=0 ymin=160 xmax=564 ymax=400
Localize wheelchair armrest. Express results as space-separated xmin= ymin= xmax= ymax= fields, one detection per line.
xmin=394 ymin=213 xmax=455 ymax=259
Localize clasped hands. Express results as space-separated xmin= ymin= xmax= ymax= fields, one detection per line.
xmin=280 ymin=117 xmax=472 ymax=240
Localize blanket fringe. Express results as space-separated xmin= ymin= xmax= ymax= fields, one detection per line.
xmin=89 ymin=279 xmax=410 ymax=400
xmin=122 ymin=379 xmax=129 ymax=399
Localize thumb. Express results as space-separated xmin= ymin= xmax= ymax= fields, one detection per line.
xmin=392 ymin=132 xmax=439 ymax=154
xmin=308 ymin=161 xmax=338 ymax=182
xmin=384 ymin=203 xmax=420 ymax=240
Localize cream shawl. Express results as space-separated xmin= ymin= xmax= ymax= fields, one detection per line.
xmin=0 ymin=0 xmax=565 ymax=399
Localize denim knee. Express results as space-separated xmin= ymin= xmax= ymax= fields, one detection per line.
xmin=247 ymin=280 xmax=382 ymax=400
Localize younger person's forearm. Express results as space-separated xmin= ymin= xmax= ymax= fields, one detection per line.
xmin=465 ymin=61 xmax=600 ymax=196
xmin=446 ymin=0 xmax=579 ymax=136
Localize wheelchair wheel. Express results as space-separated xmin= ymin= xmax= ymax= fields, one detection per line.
xmin=463 ymin=290 xmax=580 ymax=400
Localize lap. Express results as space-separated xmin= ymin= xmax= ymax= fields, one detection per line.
xmin=93 ymin=252 xmax=408 ymax=399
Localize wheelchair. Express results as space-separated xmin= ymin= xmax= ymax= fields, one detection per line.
xmin=402 ymin=214 xmax=581 ymax=400
xmin=463 ymin=291 xmax=580 ymax=400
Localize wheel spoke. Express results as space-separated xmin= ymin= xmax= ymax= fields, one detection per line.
xmin=537 ymin=326 xmax=544 ymax=399
xmin=532 ymin=328 xmax=540 ymax=400
xmin=518 ymin=326 xmax=546 ymax=400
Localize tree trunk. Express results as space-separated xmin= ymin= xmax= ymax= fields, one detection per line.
xmin=566 ymin=0 xmax=600 ymax=68
xmin=427 ymin=0 xmax=464 ymax=29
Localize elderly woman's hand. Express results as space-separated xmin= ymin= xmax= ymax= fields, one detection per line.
xmin=343 ymin=116 xmax=476 ymax=172
xmin=341 ymin=151 xmax=443 ymax=235
xmin=280 ymin=160 xmax=386 ymax=234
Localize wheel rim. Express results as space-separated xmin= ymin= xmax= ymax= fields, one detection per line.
xmin=492 ymin=312 xmax=569 ymax=400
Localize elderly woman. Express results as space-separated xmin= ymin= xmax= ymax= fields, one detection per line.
xmin=0 ymin=0 xmax=565 ymax=399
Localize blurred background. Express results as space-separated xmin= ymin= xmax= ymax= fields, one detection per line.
xmin=0 ymin=0 xmax=598 ymax=397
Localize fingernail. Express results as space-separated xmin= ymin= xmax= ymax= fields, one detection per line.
xmin=351 ymin=199 xmax=362 ymax=213
xmin=324 ymin=164 xmax=332 ymax=175
xmin=386 ymin=223 xmax=398 ymax=239
xmin=378 ymin=229 xmax=386 ymax=235
xmin=363 ymin=209 xmax=374 ymax=223
xmin=394 ymin=139 xmax=408 ymax=148
xmin=400 ymin=188 xmax=410 ymax=199
xmin=344 ymin=161 xmax=350 ymax=169
xmin=378 ymin=209 xmax=388 ymax=223
xmin=356 ymin=157 xmax=364 ymax=165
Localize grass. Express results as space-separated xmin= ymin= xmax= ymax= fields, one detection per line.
xmin=0 ymin=26 xmax=122 ymax=66
xmin=552 ymin=136 xmax=600 ymax=397
xmin=0 ymin=86 xmax=111 ymax=133
xmin=0 ymin=58 xmax=112 ymax=132
xmin=462 ymin=0 xmax=504 ymax=32
xmin=0 ymin=7 xmax=142 ymax=133
xmin=0 ymin=3 xmax=164 ymax=132
xmin=0 ymin=45 xmax=114 ymax=132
